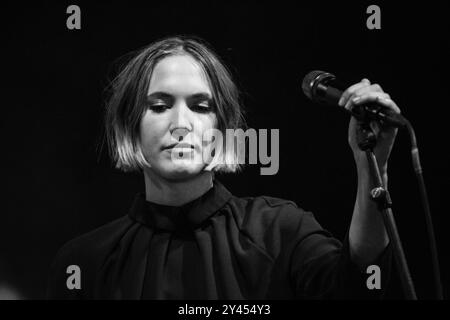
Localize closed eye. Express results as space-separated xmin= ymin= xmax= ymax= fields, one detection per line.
xmin=148 ymin=103 xmax=169 ymax=113
xmin=191 ymin=103 xmax=213 ymax=113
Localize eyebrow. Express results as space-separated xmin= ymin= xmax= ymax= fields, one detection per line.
xmin=147 ymin=91 xmax=212 ymax=101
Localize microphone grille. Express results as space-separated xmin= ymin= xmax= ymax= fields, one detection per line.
xmin=302 ymin=70 xmax=327 ymax=100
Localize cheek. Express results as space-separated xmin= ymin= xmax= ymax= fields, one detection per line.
xmin=193 ymin=114 xmax=218 ymax=156
xmin=140 ymin=114 xmax=165 ymax=150
xmin=195 ymin=113 xmax=217 ymax=134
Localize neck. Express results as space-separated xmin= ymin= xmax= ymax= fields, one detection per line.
xmin=143 ymin=170 xmax=214 ymax=206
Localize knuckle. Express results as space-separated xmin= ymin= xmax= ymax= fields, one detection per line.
xmin=346 ymin=87 xmax=355 ymax=95
xmin=372 ymin=83 xmax=382 ymax=91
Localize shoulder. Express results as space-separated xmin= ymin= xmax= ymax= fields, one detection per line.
xmin=226 ymin=194 xmax=320 ymax=252
xmin=229 ymin=194 xmax=309 ymax=228
xmin=46 ymin=215 xmax=136 ymax=299
xmin=50 ymin=215 xmax=135 ymax=270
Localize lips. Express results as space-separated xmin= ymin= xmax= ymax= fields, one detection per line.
xmin=164 ymin=142 xmax=195 ymax=150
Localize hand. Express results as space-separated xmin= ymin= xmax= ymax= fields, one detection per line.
xmin=338 ymin=79 xmax=401 ymax=176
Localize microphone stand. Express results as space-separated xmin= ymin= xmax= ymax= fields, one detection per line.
xmin=356 ymin=120 xmax=418 ymax=300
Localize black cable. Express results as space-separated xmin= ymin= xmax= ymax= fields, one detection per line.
xmin=404 ymin=119 xmax=444 ymax=300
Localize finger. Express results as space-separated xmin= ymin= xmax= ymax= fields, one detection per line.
xmin=353 ymin=83 xmax=384 ymax=97
xmin=338 ymin=79 xmax=371 ymax=107
xmin=347 ymin=91 xmax=390 ymax=109
xmin=345 ymin=92 xmax=401 ymax=119
xmin=352 ymin=92 xmax=401 ymax=114
xmin=343 ymin=83 xmax=387 ymax=110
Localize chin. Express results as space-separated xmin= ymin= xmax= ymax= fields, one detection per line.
xmin=159 ymin=161 xmax=206 ymax=181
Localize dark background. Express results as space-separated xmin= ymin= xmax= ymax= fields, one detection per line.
xmin=2 ymin=1 xmax=448 ymax=299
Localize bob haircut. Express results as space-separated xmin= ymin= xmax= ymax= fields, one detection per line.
xmin=105 ymin=35 xmax=246 ymax=173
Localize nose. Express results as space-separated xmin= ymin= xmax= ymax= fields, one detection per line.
xmin=169 ymin=101 xmax=193 ymax=142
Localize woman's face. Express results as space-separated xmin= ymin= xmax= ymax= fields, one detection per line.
xmin=140 ymin=54 xmax=218 ymax=181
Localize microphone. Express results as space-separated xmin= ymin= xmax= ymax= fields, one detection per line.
xmin=302 ymin=70 xmax=407 ymax=127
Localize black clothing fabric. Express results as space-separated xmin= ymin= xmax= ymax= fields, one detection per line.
xmin=46 ymin=180 xmax=392 ymax=299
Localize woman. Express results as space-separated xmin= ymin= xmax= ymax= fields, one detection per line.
xmin=47 ymin=35 xmax=399 ymax=299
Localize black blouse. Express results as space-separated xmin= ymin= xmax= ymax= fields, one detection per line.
xmin=46 ymin=180 xmax=392 ymax=299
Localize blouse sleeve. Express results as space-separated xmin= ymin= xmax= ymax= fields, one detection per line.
xmin=289 ymin=211 xmax=392 ymax=299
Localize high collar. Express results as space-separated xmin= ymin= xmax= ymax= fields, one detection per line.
xmin=128 ymin=179 xmax=233 ymax=233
